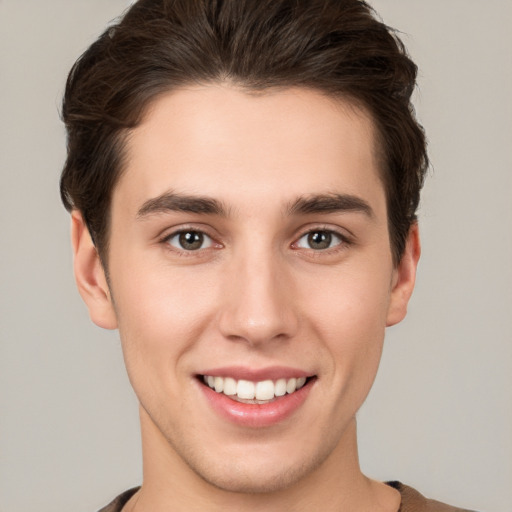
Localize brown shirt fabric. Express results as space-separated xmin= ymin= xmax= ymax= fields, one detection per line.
xmin=97 ymin=482 xmax=477 ymax=512
xmin=386 ymin=481 xmax=477 ymax=512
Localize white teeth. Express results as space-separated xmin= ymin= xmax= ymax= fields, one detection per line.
xmin=214 ymin=376 xmax=224 ymax=393
xmin=236 ymin=380 xmax=255 ymax=399
xmin=223 ymin=377 xmax=237 ymax=396
xmin=255 ymin=380 xmax=274 ymax=401
xmin=286 ymin=378 xmax=297 ymax=394
xmin=275 ymin=378 xmax=287 ymax=397
xmin=296 ymin=377 xmax=306 ymax=388
xmin=203 ymin=375 xmax=309 ymax=401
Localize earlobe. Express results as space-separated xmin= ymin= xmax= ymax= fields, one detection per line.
xmin=386 ymin=223 xmax=421 ymax=327
xmin=71 ymin=211 xmax=118 ymax=330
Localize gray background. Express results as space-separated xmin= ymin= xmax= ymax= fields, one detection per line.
xmin=1 ymin=1 xmax=510 ymax=511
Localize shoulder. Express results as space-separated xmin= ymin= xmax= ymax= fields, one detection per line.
xmin=386 ymin=481 xmax=479 ymax=512
xmin=97 ymin=487 xmax=140 ymax=512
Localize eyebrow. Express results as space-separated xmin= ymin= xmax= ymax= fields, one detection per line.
xmin=287 ymin=193 xmax=375 ymax=219
xmin=136 ymin=191 xmax=374 ymax=220
xmin=137 ymin=191 xmax=227 ymax=218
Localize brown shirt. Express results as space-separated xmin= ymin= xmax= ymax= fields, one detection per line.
xmin=97 ymin=481 xmax=477 ymax=512
xmin=386 ymin=481 xmax=477 ymax=512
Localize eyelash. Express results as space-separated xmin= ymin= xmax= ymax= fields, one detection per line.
xmin=160 ymin=227 xmax=220 ymax=256
xmin=292 ymin=227 xmax=352 ymax=254
xmin=159 ymin=226 xmax=352 ymax=256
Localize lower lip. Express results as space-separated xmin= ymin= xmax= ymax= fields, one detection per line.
xmin=198 ymin=378 xmax=314 ymax=428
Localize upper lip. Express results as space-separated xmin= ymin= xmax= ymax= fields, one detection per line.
xmin=198 ymin=366 xmax=313 ymax=381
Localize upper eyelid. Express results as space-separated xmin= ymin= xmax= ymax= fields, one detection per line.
xmin=159 ymin=223 xmax=218 ymax=241
xmin=293 ymin=224 xmax=353 ymax=242
xmin=297 ymin=229 xmax=345 ymax=240
xmin=294 ymin=230 xmax=347 ymax=248
xmin=164 ymin=229 xmax=213 ymax=240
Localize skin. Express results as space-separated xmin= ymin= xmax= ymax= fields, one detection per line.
xmin=72 ymin=85 xmax=420 ymax=511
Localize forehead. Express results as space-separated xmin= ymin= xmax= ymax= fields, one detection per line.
xmin=115 ymin=84 xmax=385 ymax=217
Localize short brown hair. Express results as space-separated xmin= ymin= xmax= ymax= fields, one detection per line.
xmin=60 ymin=0 xmax=428 ymax=264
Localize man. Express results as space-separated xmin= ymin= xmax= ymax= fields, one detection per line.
xmin=60 ymin=1 xmax=476 ymax=510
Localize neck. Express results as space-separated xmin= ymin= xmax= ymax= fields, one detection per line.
xmin=127 ymin=406 xmax=399 ymax=512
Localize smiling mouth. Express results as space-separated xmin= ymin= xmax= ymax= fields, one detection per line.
xmin=199 ymin=375 xmax=314 ymax=404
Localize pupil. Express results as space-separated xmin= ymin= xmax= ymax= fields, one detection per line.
xmin=179 ymin=231 xmax=203 ymax=250
xmin=308 ymin=231 xmax=331 ymax=250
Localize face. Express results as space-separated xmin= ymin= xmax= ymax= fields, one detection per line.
xmin=73 ymin=84 xmax=418 ymax=495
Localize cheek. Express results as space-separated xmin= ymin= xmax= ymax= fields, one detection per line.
xmin=301 ymin=264 xmax=392 ymax=376
xmin=304 ymin=263 xmax=391 ymax=334
xmin=110 ymin=259 xmax=219 ymax=378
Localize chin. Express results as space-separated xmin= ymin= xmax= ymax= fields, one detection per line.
xmin=195 ymin=458 xmax=314 ymax=494
xmin=175 ymin=438 xmax=334 ymax=496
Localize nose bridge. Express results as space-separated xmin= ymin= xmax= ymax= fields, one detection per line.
xmin=218 ymin=240 xmax=298 ymax=345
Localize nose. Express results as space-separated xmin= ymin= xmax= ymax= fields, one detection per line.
xmin=217 ymin=249 xmax=299 ymax=347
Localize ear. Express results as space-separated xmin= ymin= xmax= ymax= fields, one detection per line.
xmin=71 ymin=211 xmax=118 ymax=330
xmin=386 ymin=223 xmax=421 ymax=327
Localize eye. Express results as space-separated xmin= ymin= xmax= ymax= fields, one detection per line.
xmin=166 ymin=230 xmax=214 ymax=251
xmin=295 ymin=230 xmax=344 ymax=250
